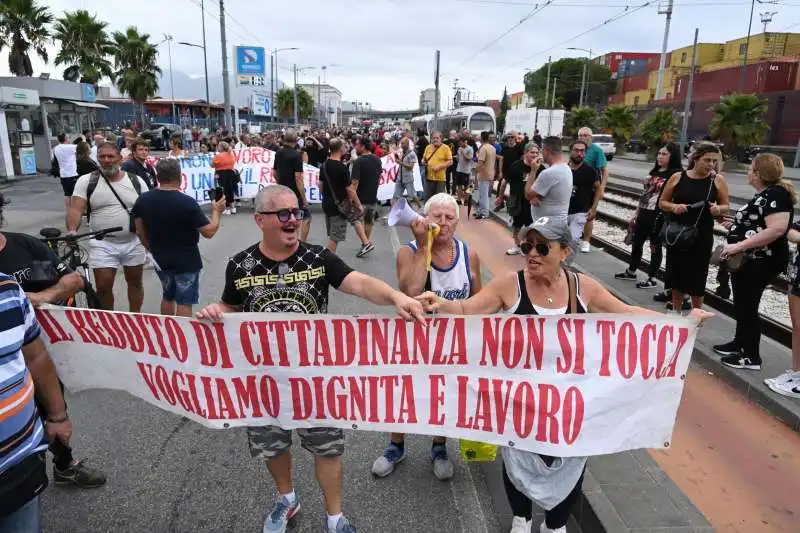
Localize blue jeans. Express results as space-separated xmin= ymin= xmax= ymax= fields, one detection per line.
xmin=478 ymin=180 xmax=491 ymax=216
xmin=0 ymin=496 xmax=41 ymax=533
xmin=156 ymin=270 xmax=201 ymax=306
xmin=419 ymin=166 xmax=428 ymax=200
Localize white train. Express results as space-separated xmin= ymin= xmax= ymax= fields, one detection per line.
xmin=409 ymin=105 xmax=496 ymax=136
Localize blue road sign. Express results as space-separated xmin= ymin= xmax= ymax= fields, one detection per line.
xmin=236 ymin=46 xmax=266 ymax=76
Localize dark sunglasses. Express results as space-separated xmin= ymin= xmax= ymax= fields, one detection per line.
xmin=257 ymin=208 xmax=310 ymax=222
xmin=520 ymin=240 xmax=551 ymax=256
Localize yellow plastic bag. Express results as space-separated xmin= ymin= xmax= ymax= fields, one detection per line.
xmin=459 ymin=439 xmax=498 ymax=462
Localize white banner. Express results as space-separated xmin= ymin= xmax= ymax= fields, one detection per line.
xmin=148 ymin=147 xmax=422 ymax=205
xmin=36 ymin=308 xmax=697 ymax=457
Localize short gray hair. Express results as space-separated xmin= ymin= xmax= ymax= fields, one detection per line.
xmin=255 ymin=184 xmax=298 ymax=212
xmin=423 ymin=193 xmax=459 ymax=219
xmin=156 ymin=158 xmax=181 ymax=183
xmin=578 ymin=127 xmax=593 ymax=136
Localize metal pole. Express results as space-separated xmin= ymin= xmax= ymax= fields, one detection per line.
xmin=740 ymin=0 xmax=755 ymax=91
xmin=551 ymin=77 xmax=557 ymax=108
xmin=270 ymin=53 xmax=274 ymax=122
xmin=166 ymin=36 xmax=176 ymax=124
xmin=318 ymin=75 xmax=322 ymax=126
xmin=793 ymin=136 xmax=800 ymax=168
xmin=578 ymin=61 xmax=587 ymax=108
xmin=655 ymin=0 xmax=674 ymax=101
xmin=680 ymin=28 xmax=699 ymax=155
xmin=544 ymin=56 xmax=551 ymax=109
xmin=293 ymin=64 xmax=298 ymax=125
xmin=434 ymin=50 xmax=441 ymax=133
xmin=219 ymin=0 xmax=232 ymax=131
xmin=584 ymin=50 xmax=593 ymax=106
xmin=201 ymin=0 xmax=210 ymax=126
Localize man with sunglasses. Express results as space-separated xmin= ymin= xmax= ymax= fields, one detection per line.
xmin=196 ymin=185 xmax=424 ymax=533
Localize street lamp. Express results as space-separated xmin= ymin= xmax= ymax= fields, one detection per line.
xmin=270 ymin=47 xmax=299 ymax=122
xmin=293 ymin=65 xmax=315 ymax=125
xmin=316 ymin=64 xmax=340 ymax=125
xmin=179 ymin=41 xmax=211 ymax=124
xmin=567 ymin=47 xmax=593 ymax=108
xmin=158 ymin=34 xmax=176 ymax=125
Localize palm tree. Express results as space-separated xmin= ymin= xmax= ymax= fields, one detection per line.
xmin=276 ymin=87 xmax=313 ymax=121
xmin=636 ymin=108 xmax=678 ymax=153
xmin=565 ymin=107 xmax=597 ymax=138
xmin=709 ymin=93 xmax=769 ymax=158
xmin=602 ymin=105 xmax=637 ymax=152
xmin=0 ymin=0 xmax=53 ymax=77
xmin=111 ymin=27 xmax=161 ymax=128
xmin=52 ymin=10 xmax=113 ymax=87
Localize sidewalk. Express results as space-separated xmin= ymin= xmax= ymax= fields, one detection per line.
xmin=615 ymin=152 xmax=800 ymax=180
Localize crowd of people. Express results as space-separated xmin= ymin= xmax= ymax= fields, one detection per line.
xmin=3 ymin=118 xmax=797 ymax=533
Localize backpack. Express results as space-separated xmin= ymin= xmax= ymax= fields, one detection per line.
xmin=86 ymin=170 xmax=142 ymax=221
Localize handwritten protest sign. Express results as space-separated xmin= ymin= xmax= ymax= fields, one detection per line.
xmin=149 ymin=148 xmax=422 ymax=205
xmin=36 ymin=308 xmax=697 ymax=457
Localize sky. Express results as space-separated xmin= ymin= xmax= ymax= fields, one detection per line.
xmin=2 ymin=0 xmax=800 ymax=110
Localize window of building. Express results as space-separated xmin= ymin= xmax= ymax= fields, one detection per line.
xmin=739 ymin=43 xmax=747 ymax=55
xmin=681 ymin=52 xmax=687 ymax=63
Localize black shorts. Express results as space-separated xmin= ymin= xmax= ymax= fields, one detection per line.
xmin=60 ymin=176 xmax=79 ymax=196
xmin=454 ymin=172 xmax=470 ymax=188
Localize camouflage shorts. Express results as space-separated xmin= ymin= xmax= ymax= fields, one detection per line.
xmin=247 ymin=426 xmax=345 ymax=459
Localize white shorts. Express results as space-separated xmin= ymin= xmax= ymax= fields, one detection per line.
xmin=567 ymin=212 xmax=589 ymax=241
xmin=89 ymin=238 xmax=146 ymax=269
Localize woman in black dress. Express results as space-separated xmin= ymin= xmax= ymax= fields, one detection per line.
xmin=659 ymin=143 xmax=730 ymax=310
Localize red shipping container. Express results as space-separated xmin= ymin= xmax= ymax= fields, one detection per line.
xmin=607 ymin=94 xmax=625 ymax=105
xmin=622 ymin=73 xmax=649 ymax=93
xmin=757 ymin=61 xmax=798 ymax=93
xmin=673 ymin=60 xmax=798 ymax=101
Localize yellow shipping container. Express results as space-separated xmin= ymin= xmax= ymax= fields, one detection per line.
xmin=670 ymin=43 xmax=724 ymax=68
xmin=723 ymin=32 xmax=800 ymax=61
xmin=624 ymin=89 xmax=653 ymax=107
xmin=648 ymin=67 xmax=690 ymax=99
xmin=701 ymin=57 xmax=766 ymax=73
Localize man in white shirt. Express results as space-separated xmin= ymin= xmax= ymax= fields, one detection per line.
xmin=90 ymin=134 xmax=105 ymax=163
xmin=66 ymin=142 xmax=149 ymax=312
xmin=52 ymin=133 xmax=78 ymax=211
xmin=525 ymin=136 xmax=573 ymax=222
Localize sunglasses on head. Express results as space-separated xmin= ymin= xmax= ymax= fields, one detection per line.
xmin=519 ymin=240 xmax=551 ymax=256
xmin=257 ymin=207 xmax=310 ymax=222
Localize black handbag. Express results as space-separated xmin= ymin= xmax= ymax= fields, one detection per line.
xmin=660 ymin=176 xmax=715 ymax=250
xmin=0 ymin=452 xmax=48 ymax=519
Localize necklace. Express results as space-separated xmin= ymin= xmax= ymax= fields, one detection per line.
xmin=433 ymin=240 xmax=456 ymax=268
xmin=535 ymin=271 xmax=561 ymax=305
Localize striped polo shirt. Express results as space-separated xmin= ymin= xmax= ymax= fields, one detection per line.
xmin=0 ymin=273 xmax=46 ymax=475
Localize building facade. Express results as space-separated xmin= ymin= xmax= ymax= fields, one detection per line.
xmin=298 ymin=83 xmax=343 ymax=126
xmin=419 ymin=88 xmax=437 ymax=113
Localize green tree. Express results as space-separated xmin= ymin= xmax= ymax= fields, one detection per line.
xmin=602 ymin=105 xmax=637 ymax=150
xmin=636 ymin=108 xmax=678 ymax=152
xmin=0 ymin=0 xmax=52 ymax=76
xmin=111 ymin=27 xmax=161 ymax=128
xmin=52 ymin=10 xmax=113 ymax=87
xmin=709 ymin=93 xmax=769 ymax=157
xmin=275 ymin=87 xmax=313 ymax=121
xmin=497 ymin=87 xmax=509 ymax=133
xmin=565 ymin=107 xmax=597 ymax=138
xmin=524 ymin=58 xmax=613 ymax=110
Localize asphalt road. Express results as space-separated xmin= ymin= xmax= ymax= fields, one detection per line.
xmin=1 ymin=176 xmax=552 ymax=533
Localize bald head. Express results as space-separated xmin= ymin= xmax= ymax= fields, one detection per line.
xmin=255 ymin=185 xmax=298 ymax=212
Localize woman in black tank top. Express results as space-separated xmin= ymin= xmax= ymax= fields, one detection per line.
xmin=417 ymin=217 xmax=713 ymax=532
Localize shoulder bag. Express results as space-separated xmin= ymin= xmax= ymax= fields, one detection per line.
xmin=321 ymin=161 xmax=361 ymax=223
xmin=660 ymin=175 xmax=715 ymax=250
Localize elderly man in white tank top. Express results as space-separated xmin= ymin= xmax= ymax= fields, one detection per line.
xmin=372 ymin=193 xmax=483 ymax=481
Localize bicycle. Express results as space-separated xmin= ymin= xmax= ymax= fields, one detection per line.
xmin=38 ymin=226 xmax=123 ymax=309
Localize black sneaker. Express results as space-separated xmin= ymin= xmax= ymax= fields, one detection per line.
xmin=713 ymin=341 xmax=742 ymax=357
xmin=615 ymin=270 xmax=637 ymax=281
xmin=54 ymin=459 xmax=107 ymax=488
xmin=681 ymin=297 xmax=693 ymax=312
xmin=721 ymin=354 xmax=762 ymax=371
xmin=665 ymin=301 xmax=674 ymax=311
xmin=357 ymin=242 xmax=375 ymax=257
xmin=653 ymin=289 xmax=671 ymax=302
xmin=636 ymin=278 xmax=658 ymax=289
xmin=715 ymin=286 xmax=731 ymax=300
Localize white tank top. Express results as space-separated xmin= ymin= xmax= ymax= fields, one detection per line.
xmin=407 ymin=238 xmax=472 ymax=300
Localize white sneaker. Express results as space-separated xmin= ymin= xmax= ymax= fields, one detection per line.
xmin=766 ymin=374 xmax=800 ymax=398
xmin=231 ymin=206 xmax=237 ymax=214
xmin=510 ymin=516 xmax=531 ymax=533
xmin=764 ymin=369 xmax=799 ymax=387
xmin=579 ymin=241 xmax=591 ymax=253
xmin=506 ymin=246 xmax=522 ymax=256
xmin=540 ymin=522 xmax=566 ymax=533
xmin=223 ymin=209 xmax=231 ymax=215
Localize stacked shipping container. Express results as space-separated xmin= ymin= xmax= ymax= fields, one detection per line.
xmin=673 ymin=60 xmax=798 ymax=100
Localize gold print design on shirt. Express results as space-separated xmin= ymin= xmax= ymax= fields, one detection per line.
xmin=234 ymin=266 xmax=325 ymax=289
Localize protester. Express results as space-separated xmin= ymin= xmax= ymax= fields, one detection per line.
xmin=211 ymin=141 xmax=238 ymax=215
xmin=767 ymin=221 xmax=800 ymax=397
xmin=0 ymin=277 xmax=74 ymax=531
xmin=525 ymin=136 xmax=572 ymax=222
xmin=52 ymin=133 xmax=79 ymax=211
xmin=421 ymin=132 xmax=453 ymax=200
xmin=576 ymin=127 xmax=609 ymax=253
xmin=372 ymin=193 xmax=482 ymax=481
xmin=415 ymin=216 xmax=711 ymax=533
xmin=195 ymin=185 xmax=423 ymax=533
xmin=392 ymin=137 xmax=421 ymax=209
xmin=121 ymin=138 xmax=157 ymax=189
xmin=567 ymin=140 xmax=602 ymax=242
xmin=713 ymin=154 xmax=795 ymax=370
xmin=500 ymin=142 xmax=539 ymax=255
xmin=533 ymin=129 xmax=542 ymax=147
xmin=0 ymin=233 xmax=107 ymax=489
xmin=659 ymin=143 xmax=729 ymax=311
xmin=67 ymin=142 xmax=149 ymax=311
xmin=90 ymin=134 xmax=105 ymax=163
xmin=274 ymin=130 xmax=312 ymax=241
xmin=132 ymin=159 xmax=226 ymax=317
xmin=616 ymin=143 xmax=682 ymax=289
xmin=498 ymin=133 xmax=525 ymax=202
xmin=321 ymin=138 xmax=375 ymax=256
xmin=351 ymin=138 xmax=382 ymax=241
xmin=455 ymin=136 xmax=475 ymax=207
xmin=167 ymin=135 xmax=186 ymax=159
xmin=475 ymin=131 xmax=497 ymax=219
xmin=444 ymin=131 xmax=459 ymax=195
xmin=76 ymin=141 xmax=99 ymax=177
